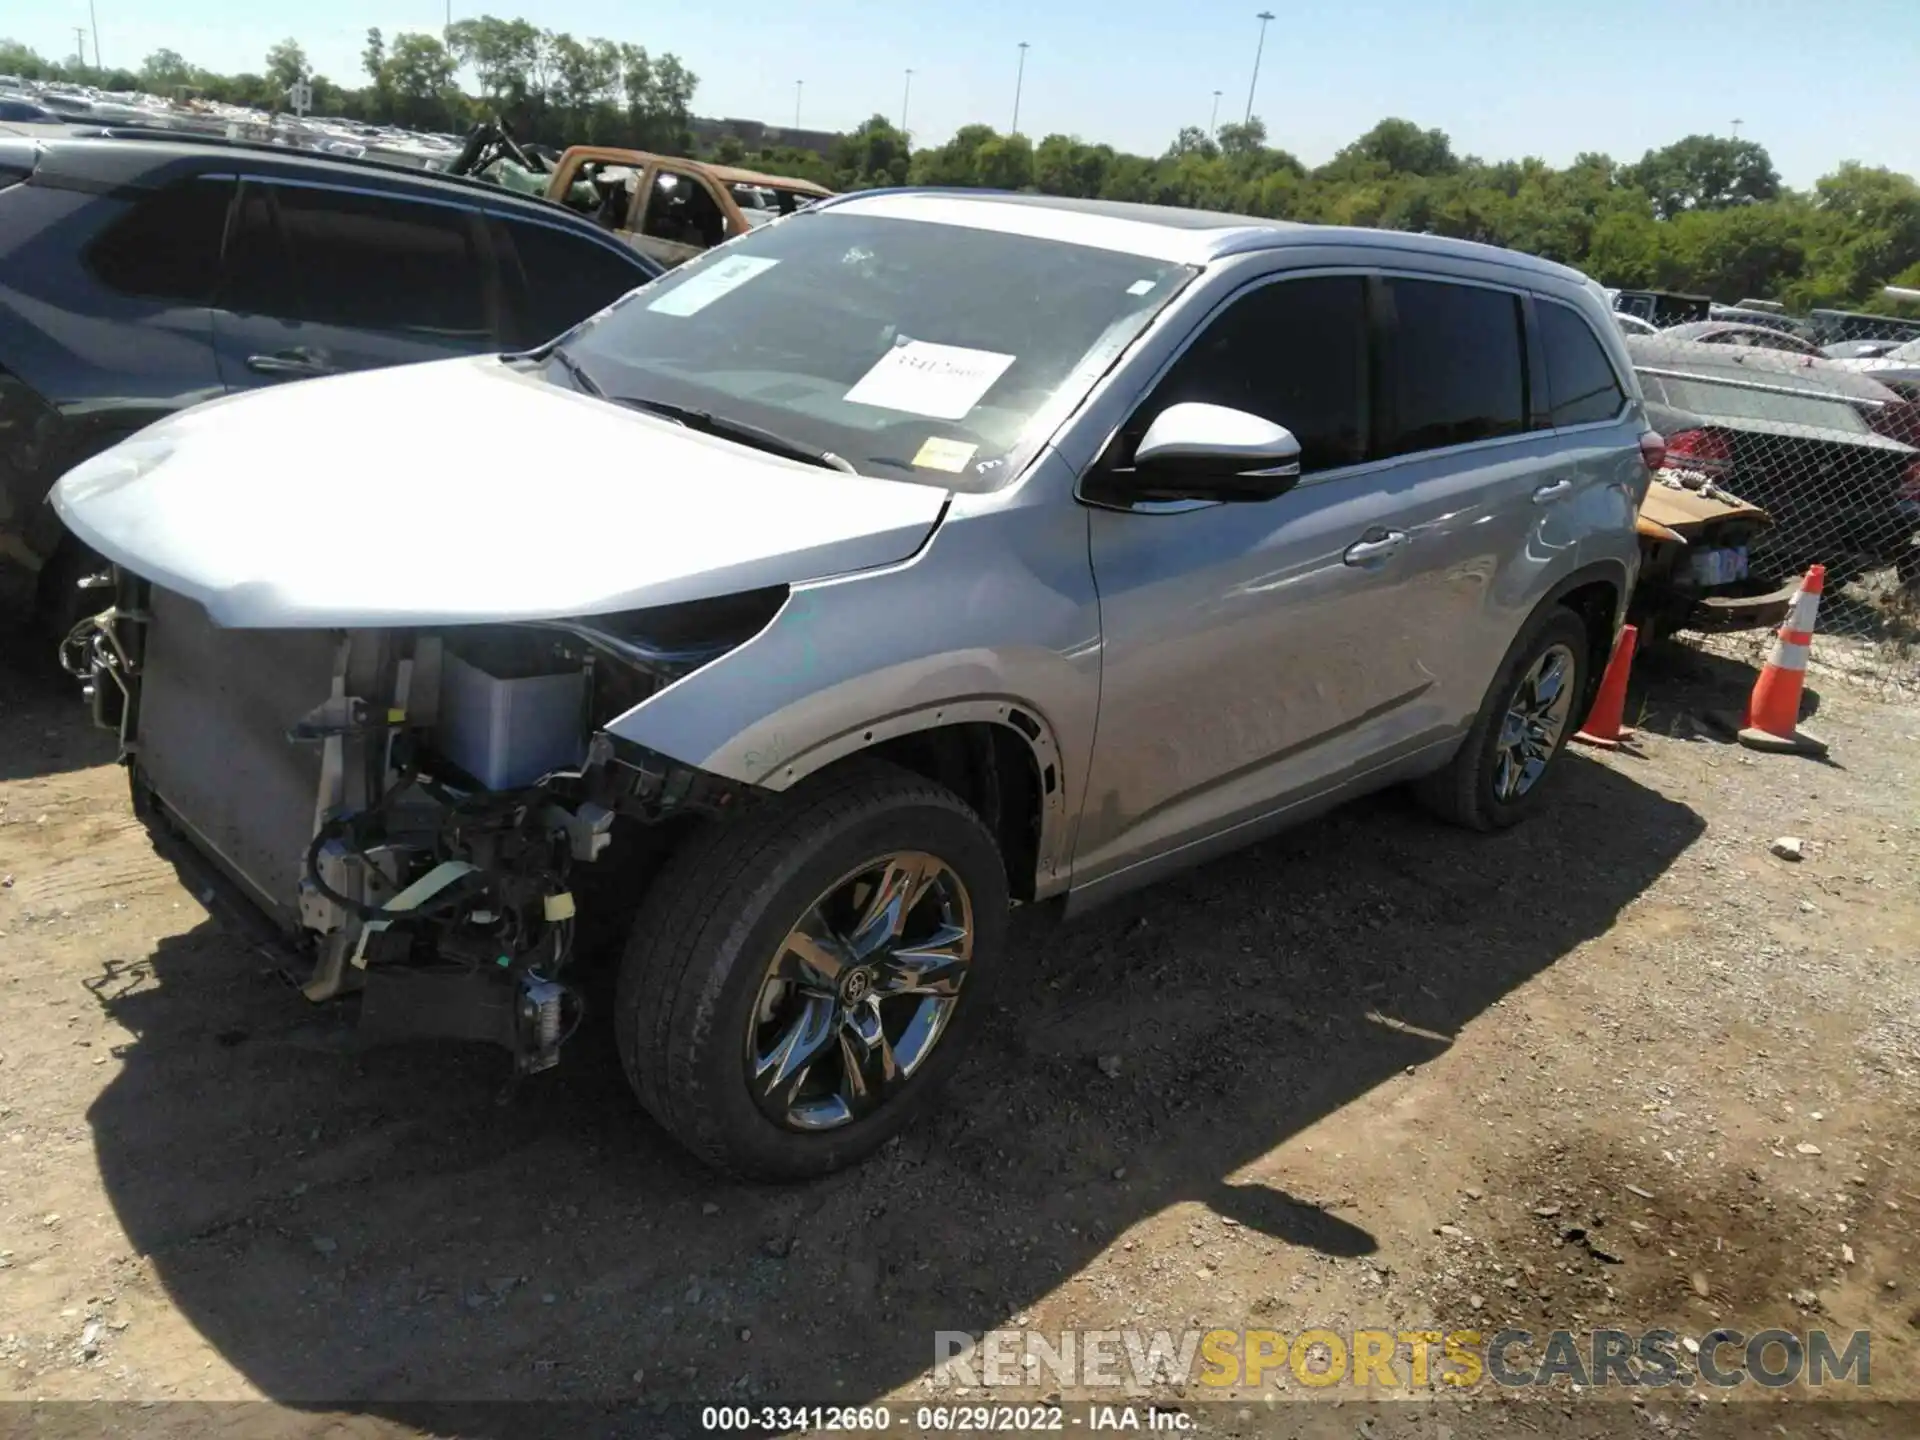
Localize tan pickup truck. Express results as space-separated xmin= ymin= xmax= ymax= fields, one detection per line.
xmin=534 ymin=147 xmax=833 ymax=269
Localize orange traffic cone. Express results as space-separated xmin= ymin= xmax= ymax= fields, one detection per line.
xmin=1574 ymin=624 xmax=1638 ymax=749
xmin=1737 ymin=564 xmax=1828 ymax=757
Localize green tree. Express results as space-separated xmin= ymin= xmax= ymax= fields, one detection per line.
xmin=974 ymin=132 xmax=1034 ymax=190
xmin=1 ymin=39 xmax=59 ymax=78
xmin=361 ymin=28 xmax=386 ymax=84
xmin=831 ymin=115 xmax=911 ymax=190
xmin=138 ymin=48 xmax=196 ymax=92
xmin=911 ymin=124 xmax=999 ymax=187
xmin=1623 ymin=135 xmax=1780 ymax=219
xmin=265 ymin=38 xmax=308 ymax=93
xmin=1329 ymin=118 xmax=1459 ymax=178
xmin=381 ymin=31 xmax=459 ymax=130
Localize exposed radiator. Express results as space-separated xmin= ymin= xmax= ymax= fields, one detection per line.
xmin=136 ymin=588 xmax=338 ymax=929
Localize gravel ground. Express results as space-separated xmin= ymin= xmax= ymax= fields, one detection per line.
xmin=1 ymin=632 xmax=1916 ymax=1438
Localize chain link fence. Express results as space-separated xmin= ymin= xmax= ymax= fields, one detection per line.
xmin=1607 ymin=291 xmax=1920 ymax=688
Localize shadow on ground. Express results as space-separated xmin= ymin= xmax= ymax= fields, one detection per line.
xmin=1632 ymin=636 xmax=1824 ymax=738
xmin=0 ymin=633 xmax=116 ymax=782
xmin=79 ymin=736 xmax=1708 ymax=1433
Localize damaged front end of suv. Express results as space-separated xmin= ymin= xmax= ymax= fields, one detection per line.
xmin=65 ymin=568 xmax=782 ymax=1082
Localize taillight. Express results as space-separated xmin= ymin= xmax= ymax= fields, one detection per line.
xmin=1662 ymin=428 xmax=1732 ymax=473
xmin=1638 ymin=429 xmax=1666 ymax=473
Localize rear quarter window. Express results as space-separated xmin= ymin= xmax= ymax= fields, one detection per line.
xmin=492 ymin=215 xmax=652 ymax=349
xmin=84 ymin=175 xmax=232 ymax=305
xmin=1537 ymin=299 xmax=1626 ymax=426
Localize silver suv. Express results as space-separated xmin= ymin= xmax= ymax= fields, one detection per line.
xmin=54 ymin=191 xmax=1654 ymax=1179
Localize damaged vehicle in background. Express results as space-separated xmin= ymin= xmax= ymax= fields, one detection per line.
xmin=1627 ymin=396 xmax=1792 ymax=645
xmin=446 ymin=125 xmax=833 ymax=270
xmin=54 ymin=192 xmax=1651 ymax=1179
xmin=0 ymin=132 xmax=662 ymax=635
xmin=1627 ymin=335 xmax=1920 ymax=591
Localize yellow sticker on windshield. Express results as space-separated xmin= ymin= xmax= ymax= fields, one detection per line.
xmin=912 ymin=437 xmax=979 ymax=473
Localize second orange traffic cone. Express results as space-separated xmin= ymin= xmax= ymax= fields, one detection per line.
xmin=1574 ymin=623 xmax=1638 ymax=749
xmin=1737 ymin=564 xmax=1829 ymax=757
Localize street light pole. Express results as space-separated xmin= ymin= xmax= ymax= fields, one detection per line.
xmin=89 ymin=0 xmax=101 ymax=71
xmin=902 ymin=68 xmax=913 ymax=135
xmin=1209 ymin=89 xmax=1222 ymax=135
xmin=1244 ymin=10 xmax=1275 ymax=126
xmin=794 ymin=79 xmax=804 ymax=129
xmin=1011 ymin=41 xmax=1029 ymax=135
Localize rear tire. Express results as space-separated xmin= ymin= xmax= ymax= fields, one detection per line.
xmin=614 ymin=759 xmax=1009 ymax=1181
xmin=1414 ymin=605 xmax=1592 ymax=832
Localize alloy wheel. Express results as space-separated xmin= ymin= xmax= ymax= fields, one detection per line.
xmin=1492 ymin=642 xmax=1577 ymax=802
xmin=745 ymin=851 xmax=974 ymax=1132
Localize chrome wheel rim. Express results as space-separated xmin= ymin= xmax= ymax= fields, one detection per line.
xmin=746 ymin=852 xmax=974 ymax=1132
xmin=1493 ymin=643 xmax=1577 ymax=803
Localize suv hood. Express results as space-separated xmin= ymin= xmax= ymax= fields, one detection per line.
xmin=51 ymin=357 xmax=949 ymax=628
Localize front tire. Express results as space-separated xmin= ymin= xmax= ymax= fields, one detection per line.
xmin=1414 ymin=605 xmax=1592 ymax=832
xmin=614 ymin=760 xmax=1009 ymax=1180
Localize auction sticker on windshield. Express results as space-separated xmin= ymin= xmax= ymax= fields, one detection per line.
xmin=910 ymin=437 xmax=979 ymax=473
xmin=647 ymin=255 xmax=780 ymax=317
xmin=844 ymin=340 xmax=1017 ymax=421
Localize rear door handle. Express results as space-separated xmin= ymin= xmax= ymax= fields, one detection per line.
xmin=246 ymin=350 xmax=338 ymax=379
xmin=1343 ymin=529 xmax=1409 ymax=565
xmin=1532 ymin=479 xmax=1574 ymax=504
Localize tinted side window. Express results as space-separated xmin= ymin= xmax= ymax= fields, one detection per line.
xmin=1383 ymin=278 xmax=1526 ymax=456
xmin=494 ymin=217 xmax=650 ymax=348
xmin=1537 ymin=299 xmax=1626 ymax=427
xmin=1140 ymin=275 xmax=1368 ymax=474
xmin=86 ymin=176 xmax=232 ymax=304
xmin=226 ymin=182 xmax=488 ymax=336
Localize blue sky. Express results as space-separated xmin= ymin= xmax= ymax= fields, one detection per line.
xmin=18 ymin=0 xmax=1919 ymax=186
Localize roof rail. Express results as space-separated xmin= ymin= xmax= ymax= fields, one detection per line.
xmin=64 ymin=125 xmax=522 ymax=198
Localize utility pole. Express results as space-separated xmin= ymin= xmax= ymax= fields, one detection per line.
xmin=72 ymin=27 xmax=88 ymax=70
xmin=1011 ymin=41 xmax=1030 ymax=135
xmin=89 ymin=0 xmax=102 ymax=71
xmin=1245 ymin=10 xmax=1275 ymax=126
xmin=901 ymin=68 xmax=913 ymax=136
xmin=1730 ymin=117 xmax=1744 ymax=140
xmin=794 ymin=79 xmax=804 ymax=129
xmin=1209 ymin=89 xmax=1222 ymax=135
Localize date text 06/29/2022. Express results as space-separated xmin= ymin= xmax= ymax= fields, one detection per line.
xmin=699 ymin=1404 xmax=1193 ymax=1432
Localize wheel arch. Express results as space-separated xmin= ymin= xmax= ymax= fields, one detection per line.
xmin=1539 ymin=560 xmax=1629 ymax=724
xmin=748 ymin=701 xmax=1068 ymax=904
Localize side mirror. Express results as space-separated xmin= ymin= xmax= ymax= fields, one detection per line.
xmin=1130 ymin=402 xmax=1303 ymax=502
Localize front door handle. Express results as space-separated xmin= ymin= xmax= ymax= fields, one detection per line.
xmin=246 ymin=349 xmax=338 ymax=379
xmin=1532 ymin=479 xmax=1574 ymax=504
xmin=1343 ymin=529 xmax=1409 ymax=565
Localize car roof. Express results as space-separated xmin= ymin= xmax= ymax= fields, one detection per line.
xmin=26 ymin=131 xmax=597 ymax=225
xmin=1626 ymin=334 xmax=1905 ymax=404
xmin=1666 ymin=320 xmax=1804 ymax=343
xmin=707 ymin=164 xmax=833 ymax=194
xmin=814 ymin=187 xmax=1596 ymax=282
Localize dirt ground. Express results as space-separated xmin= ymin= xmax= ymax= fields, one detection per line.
xmin=1 ymin=630 xmax=1917 ymax=1439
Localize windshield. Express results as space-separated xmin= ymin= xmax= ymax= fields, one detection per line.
xmin=553 ymin=210 xmax=1195 ymax=489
